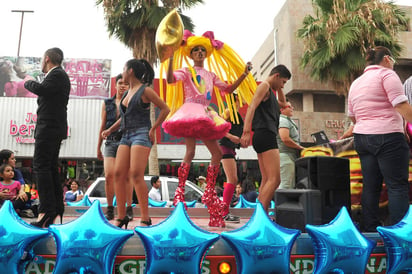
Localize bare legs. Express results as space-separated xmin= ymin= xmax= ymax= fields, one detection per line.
xmin=257 ymin=149 xmax=281 ymax=211
xmin=114 ymin=144 xmax=151 ymax=228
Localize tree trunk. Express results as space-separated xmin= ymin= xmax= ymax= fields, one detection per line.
xmin=148 ymin=102 xmax=159 ymax=175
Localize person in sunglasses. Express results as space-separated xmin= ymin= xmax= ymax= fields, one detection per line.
xmin=348 ymin=46 xmax=412 ymax=232
xmin=163 ymin=30 xmax=254 ymax=227
xmin=277 ymin=101 xmax=304 ymax=189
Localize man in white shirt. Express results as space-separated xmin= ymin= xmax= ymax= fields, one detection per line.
xmin=148 ymin=176 xmax=161 ymax=201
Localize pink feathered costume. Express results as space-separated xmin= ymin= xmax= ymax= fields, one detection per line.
xmin=162 ymin=66 xmax=231 ymax=140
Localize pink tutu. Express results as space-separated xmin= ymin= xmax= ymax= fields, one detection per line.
xmin=163 ymin=102 xmax=230 ymax=140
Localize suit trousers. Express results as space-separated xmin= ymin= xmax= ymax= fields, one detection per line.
xmin=33 ymin=138 xmax=64 ymax=214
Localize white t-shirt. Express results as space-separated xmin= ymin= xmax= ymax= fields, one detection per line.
xmin=148 ymin=187 xmax=161 ymax=201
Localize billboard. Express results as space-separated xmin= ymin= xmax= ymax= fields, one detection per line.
xmin=0 ymin=56 xmax=111 ymax=99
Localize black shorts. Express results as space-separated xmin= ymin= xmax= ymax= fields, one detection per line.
xmin=252 ymin=128 xmax=278 ymax=153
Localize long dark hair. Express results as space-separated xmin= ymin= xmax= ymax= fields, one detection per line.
xmin=365 ymin=46 xmax=392 ymax=66
xmin=125 ymin=59 xmax=155 ymax=85
xmin=0 ymin=149 xmax=13 ymax=164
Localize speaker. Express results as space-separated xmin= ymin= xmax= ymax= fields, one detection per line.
xmin=275 ymin=189 xmax=322 ymax=232
xmin=295 ymin=156 xmax=351 ymax=224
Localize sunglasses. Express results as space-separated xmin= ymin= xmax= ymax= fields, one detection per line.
xmin=387 ymin=55 xmax=396 ymax=64
xmin=192 ymin=47 xmax=206 ymax=53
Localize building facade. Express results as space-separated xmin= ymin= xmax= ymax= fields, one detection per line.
xmin=251 ymin=0 xmax=412 ymax=142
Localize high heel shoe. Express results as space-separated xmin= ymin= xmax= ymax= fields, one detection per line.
xmin=56 ymin=213 xmax=63 ymax=224
xmin=116 ymin=216 xmax=130 ymax=229
xmin=140 ymin=218 xmax=152 ymax=226
xmin=30 ymin=211 xmax=57 ymax=228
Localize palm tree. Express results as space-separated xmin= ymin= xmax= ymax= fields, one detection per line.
xmin=297 ymin=0 xmax=409 ymax=95
xmin=96 ymin=0 xmax=203 ymax=175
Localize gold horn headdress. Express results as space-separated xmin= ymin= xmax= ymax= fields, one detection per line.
xmin=156 ymin=12 xmax=256 ymax=123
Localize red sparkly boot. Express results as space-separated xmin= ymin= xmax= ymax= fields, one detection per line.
xmin=173 ymin=162 xmax=190 ymax=207
xmin=202 ymin=164 xmax=225 ymax=227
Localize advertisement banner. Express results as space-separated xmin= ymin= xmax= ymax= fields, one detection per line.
xmin=0 ymin=57 xmax=111 ymax=99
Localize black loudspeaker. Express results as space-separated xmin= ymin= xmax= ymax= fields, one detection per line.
xmin=295 ymin=156 xmax=351 ymax=224
xmin=275 ymin=189 xmax=322 ymax=232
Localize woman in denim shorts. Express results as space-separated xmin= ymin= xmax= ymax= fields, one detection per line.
xmin=102 ymin=59 xmax=169 ymax=228
xmin=97 ymin=74 xmax=133 ymax=221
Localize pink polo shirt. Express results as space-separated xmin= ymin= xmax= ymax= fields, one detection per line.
xmin=348 ymin=65 xmax=408 ymax=134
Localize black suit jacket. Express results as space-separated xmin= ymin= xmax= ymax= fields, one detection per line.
xmin=24 ymin=66 xmax=70 ymax=140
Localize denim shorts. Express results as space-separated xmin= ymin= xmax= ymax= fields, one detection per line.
xmin=119 ymin=127 xmax=152 ymax=148
xmin=104 ymin=140 xmax=119 ymax=158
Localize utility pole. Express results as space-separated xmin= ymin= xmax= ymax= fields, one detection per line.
xmin=11 ymin=10 xmax=34 ymax=57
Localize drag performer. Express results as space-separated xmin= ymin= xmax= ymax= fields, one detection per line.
xmin=160 ymin=30 xmax=256 ymax=227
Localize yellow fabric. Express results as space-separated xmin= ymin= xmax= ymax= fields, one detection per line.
xmin=159 ymin=33 xmax=256 ymax=123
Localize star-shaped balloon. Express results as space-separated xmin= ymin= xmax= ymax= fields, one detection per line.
xmin=233 ymin=196 xmax=275 ymax=209
xmin=135 ymin=202 xmax=220 ymax=274
xmin=49 ymin=200 xmax=134 ymax=274
xmin=148 ymin=198 xmax=167 ymax=207
xmin=66 ymin=194 xmax=92 ymax=206
xmin=377 ymin=205 xmax=412 ymax=274
xmin=306 ymin=207 xmax=376 ymax=273
xmin=170 ymin=200 xmax=197 ymax=208
xmin=221 ymin=202 xmax=300 ymax=273
xmin=0 ymin=200 xmax=49 ymax=274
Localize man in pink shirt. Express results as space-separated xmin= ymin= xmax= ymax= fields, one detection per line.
xmin=348 ymin=46 xmax=412 ymax=232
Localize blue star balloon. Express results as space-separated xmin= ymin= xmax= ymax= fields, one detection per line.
xmin=233 ymin=195 xmax=249 ymax=208
xmin=377 ymin=205 xmax=412 ymax=274
xmin=148 ymin=197 xmax=167 ymax=207
xmin=0 ymin=200 xmax=49 ymax=274
xmin=186 ymin=200 xmax=197 ymax=208
xmin=306 ymin=207 xmax=376 ymax=273
xmin=49 ymin=200 xmax=134 ymax=274
xmin=66 ymin=194 xmax=92 ymax=206
xmin=170 ymin=200 xmax=197 ymax=208
xmin=233 ymin=196 xmax=275 ymax=209
xmin=221 ymin=202 xmax=300 ymax=273
xmin=135 ymin=202 xmax=220 ymax=274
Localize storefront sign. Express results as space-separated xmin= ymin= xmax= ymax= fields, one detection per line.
xmin=9 ymin=112 xmax=70 ymax=144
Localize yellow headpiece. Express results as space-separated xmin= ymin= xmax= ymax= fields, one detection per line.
xmin=183 ymin=35 xmax=213 ymax=58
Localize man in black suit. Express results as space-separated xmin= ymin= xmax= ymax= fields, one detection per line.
xmin=24 ymin=47 xmax=70 ymax=227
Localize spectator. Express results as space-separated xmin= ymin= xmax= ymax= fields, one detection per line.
xmin=0 ymin=149 xmax=30 ymax=209
xmin=0 ymin=163 xmax=31 ymax=216
xmin=230 ymin=182 xmax=242 ymax=207
xmin=64 ymin=180 xmax=84 ymax=203
xmin=241 ymin=179 xmax=259 ymax=203
xmin=277 ymin=102 xmax=304 ymax=189
xmin=148 ymin=176 xmax=161 ymax=201
xmin=197 ymin=176 xmax=206 ymax=190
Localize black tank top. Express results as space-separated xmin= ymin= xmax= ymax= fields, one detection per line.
xmin=252 ymin=88 xmax=280 ymax=134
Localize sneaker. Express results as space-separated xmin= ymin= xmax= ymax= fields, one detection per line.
xmin=20 ymin=209 xmax=35 ymax=218
xmin=223 ymin=213 xmax=240 ymax=223
xmin=126 ymin=206 xmax=134 ymax=221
